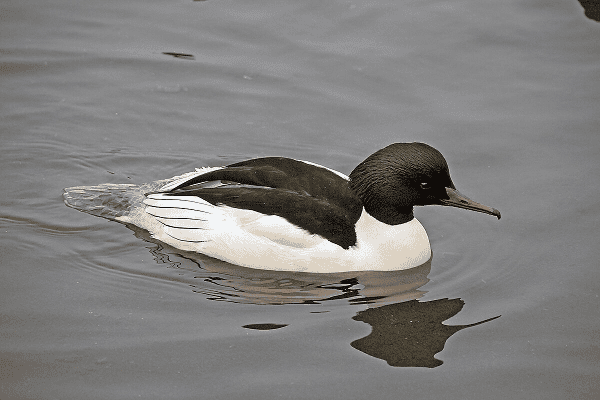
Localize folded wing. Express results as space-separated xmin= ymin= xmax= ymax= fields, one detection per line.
xmin=150 ymin=158 xmax=363 ymax=249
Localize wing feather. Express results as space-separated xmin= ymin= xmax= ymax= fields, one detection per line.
xmin=144 ymin=195 xmax=212 ymax=212
xmin=155 ymin=217 xmax=210 ymax=229
xmin=144 ymin=158 xmax=363 ymax=249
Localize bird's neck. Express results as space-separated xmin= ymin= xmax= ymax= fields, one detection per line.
xmin=363 ymin=204 xmax=414 ymax=225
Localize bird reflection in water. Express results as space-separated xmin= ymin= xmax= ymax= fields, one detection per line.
xmin=128 ymin=224 xmax=500 ymax=368
xmin=351 ymin=299 xmax=500 ymax=367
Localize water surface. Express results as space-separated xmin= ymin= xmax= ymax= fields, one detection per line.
xmin=1 ymin=0 xmax=599 ymax=399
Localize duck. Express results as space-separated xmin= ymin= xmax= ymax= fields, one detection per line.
xmin=63 ymin=142 xmax=500 ymax=273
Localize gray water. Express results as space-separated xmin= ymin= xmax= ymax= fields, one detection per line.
xmin=1 ymin=1 xmax=599 ymax=399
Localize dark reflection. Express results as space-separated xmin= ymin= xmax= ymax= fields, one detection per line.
xmin=243 ymin=323 xmax=288 ymax=331
xmin=162 ymin=52 xmax=196 ymax=60
xmin=351 ymin=299 xmax=500 ymax=368
xmin=577 ymin=0 xmax=600 ymax=22
xmin=126 ymin=224 xmax=499 ymax=367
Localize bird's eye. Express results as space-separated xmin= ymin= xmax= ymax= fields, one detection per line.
xmin=420 ymin=182 xmax=431 ymax=190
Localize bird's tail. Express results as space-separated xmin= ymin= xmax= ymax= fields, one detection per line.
xmin=63 ymin=183 xmax=145 ymax=220
xmin=63 ymin=169 xmax=212 ymax=220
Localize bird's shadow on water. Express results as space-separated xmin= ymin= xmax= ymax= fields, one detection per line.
xmin=126 ymin=224 xmax=500 ymax=368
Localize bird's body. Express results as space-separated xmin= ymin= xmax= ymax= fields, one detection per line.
xmin=64 ymin=143 xmax=500 ymax=273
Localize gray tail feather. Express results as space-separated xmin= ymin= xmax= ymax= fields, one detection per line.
xmin=63 ymin=176 xmax=188 ymax=220
xmin=63 ymin=183 xmax=144 ymax=220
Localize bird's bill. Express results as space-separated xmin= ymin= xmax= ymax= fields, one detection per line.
xmin=440 ymin=187 xmax=501 ymax=219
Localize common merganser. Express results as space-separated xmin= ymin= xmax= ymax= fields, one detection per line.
xmin=63 ymin=142 xmax=500 ymax=273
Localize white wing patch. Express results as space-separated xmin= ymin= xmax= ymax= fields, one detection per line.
xmin=141 ymin=194 xmax=217 ymax=245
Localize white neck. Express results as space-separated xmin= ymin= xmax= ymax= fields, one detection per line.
xmin=351 ymin=209 xmax=432 ymax=271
